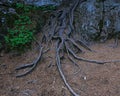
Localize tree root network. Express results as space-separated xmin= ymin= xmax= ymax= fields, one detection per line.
xmin=15 ymin=0 xmax=120 ymax=96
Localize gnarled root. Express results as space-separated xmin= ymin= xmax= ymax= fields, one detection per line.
xmin=15 ymin=44 xmax=43 ymax=77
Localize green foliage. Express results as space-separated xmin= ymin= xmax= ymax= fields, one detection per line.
xmin=5 ymin=27 xmax=34 ymax=51
xmin=5 ymin=3 xmax=35 ymax=51
xmin=3 ymin=3 xmax=56 ymax=52
xmin=15 ymin=3 xmax=35 ymax=14
xmin=14 ymin=15 xmax=32 ymax=25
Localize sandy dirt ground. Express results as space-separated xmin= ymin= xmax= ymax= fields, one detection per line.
xmin=0 ymin=39 xmax=120 ymax=96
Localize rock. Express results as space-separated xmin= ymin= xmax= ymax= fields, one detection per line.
xmin=75 ymin=0 xmax=120 ymax=41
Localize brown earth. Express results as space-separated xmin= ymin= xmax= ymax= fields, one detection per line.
xmin=0 ymin=39 xmax=120 ymax=96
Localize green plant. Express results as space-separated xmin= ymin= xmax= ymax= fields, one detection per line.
xmin=15 ymin=3 xmax=33 ymax=14
xmin=4 ymin=3 xmax=56 ymax=51
xmin=14 ymin=15 xmax=32 ymax=25
xmin=5 ymin=26 xmax=34 ymax=51
xmin=5 ymin=3 xmax=35 ymax=51
xmin=5 ymin=30 xmax=33 ymax=50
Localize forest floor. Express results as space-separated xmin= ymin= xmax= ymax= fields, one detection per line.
xmin=0 ymin=39 xmax=120 ymax=96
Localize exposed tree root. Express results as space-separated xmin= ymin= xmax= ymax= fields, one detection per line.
xmin=15 ymin=0 xmax=120 ymax=95
xmin=15 ymin=44 xmax=43 ymax=77
xmin=77 ymin=40 xmax=93 ymax=51
xmin=56 ymin=40 xmax=80 ymax=96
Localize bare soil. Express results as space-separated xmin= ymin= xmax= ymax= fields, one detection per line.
xmin=0 ymin=39 xmax=120 ymax=96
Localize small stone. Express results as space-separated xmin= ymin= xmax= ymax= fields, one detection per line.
xmin=83 ymin=76 xmax=87 ymax=80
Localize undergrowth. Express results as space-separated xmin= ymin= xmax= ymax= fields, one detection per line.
xmin=3 ymin=3 xmax=56 ymax=52
xmin=5 ymin=3 xmax=34 ymax=51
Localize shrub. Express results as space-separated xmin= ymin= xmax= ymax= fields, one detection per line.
xmin=5 ymin=26 xmax=34 ymax=51
xmin=5 ymin=3 xmax=35 ymax=51
xmin=3 ymin=3 xmax=57 ymax=52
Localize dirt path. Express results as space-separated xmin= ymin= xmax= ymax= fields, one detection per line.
xmin=0 ymin=39 xmax=120 ymax=96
